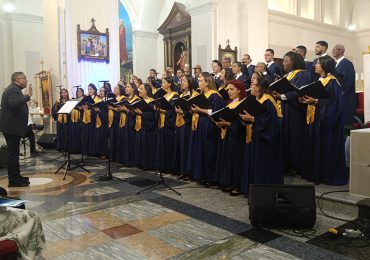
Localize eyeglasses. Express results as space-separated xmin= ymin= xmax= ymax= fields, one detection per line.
xmin=17 ymin=77 xmax=27 ymax=80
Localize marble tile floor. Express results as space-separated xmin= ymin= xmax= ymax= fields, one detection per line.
xmin=0 ymin=149 xmax=369 ymax=259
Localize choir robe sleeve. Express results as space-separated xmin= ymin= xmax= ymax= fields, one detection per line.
xmin=254 ymin=99 xmax=279 ymax=145
xmin=52 ymin=103 xmax=61 ymax=121
xmin=337 ymin=60 xmax=355 ymax=97
xmin=228 ymin=119 xmax=246 ymax=141
xmin=318 ymin=79 xmax=343 ymax=129
xmin=141 ymin=110 xmax=157 ymax=130
xmin=206 ymin=93 xmax=225 ymax=135
xmin=98 ymin=107 xmax=108 ymax=124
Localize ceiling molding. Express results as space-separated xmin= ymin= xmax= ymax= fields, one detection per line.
xmin=133 ymin=30 xmax=159 ymax=39
xmin=7 ymin=13 xmax=43 ymax=23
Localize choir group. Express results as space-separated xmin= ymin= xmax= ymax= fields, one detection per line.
xmin=52 ymin=42 xmax=351 ymax=196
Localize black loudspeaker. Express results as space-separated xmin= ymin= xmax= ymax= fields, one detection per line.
xmin=37 ymin=134 xmax=57 ymax=149
xmin=248 ymin=184 xmax=316 ymax=229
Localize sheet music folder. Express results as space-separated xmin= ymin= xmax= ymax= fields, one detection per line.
xmin=57 ymin=100 xmax=80 ymax=114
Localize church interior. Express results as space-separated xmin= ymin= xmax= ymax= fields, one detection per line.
xmin=0 ymin=0 xmax=370 ymax=259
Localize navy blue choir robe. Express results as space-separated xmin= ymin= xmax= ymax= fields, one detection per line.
xmin=187 ymin=91 xmax=225 ymax=182
xmin=336 ymin=57 xmax=356 ymax=125
xmin=117 ymin=95 xmax=140 ymax=166
xmin=80 ymin=108 xmax=95 ymax=155
xmin=68 ymin=108 xmax=82 ymax=154
xmin=302 ymin=76 xmax=347 ymax=185
xmin=244 ymin=95 xmax=284 ymax=193
xmin=216 ymin=101 xmax=246 ymax=190
xmin=156 ymin=92 xmax=179 ymax=172
xmin=281 ymin=70 xmax=311 ymax=173
xmin=108 ymin=96 xmax=126 ymax=161
xmin=173 ymin=92 xmax=197 ymax=176
xmin=135 ymin=99 xmax=158 ymax=170
xmin=93 ymin=106 xmax=109 ymax=157
xmin=52 ymin=101 xmax=67 ymax=151
xmin=305 ymin=61 xmax=313 ymax=82
xmin=267 ymin=62 xmax=283 ymax=82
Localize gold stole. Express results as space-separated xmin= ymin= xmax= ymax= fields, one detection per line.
xmin=82 ymin=96 xmax=99 ymax=125
xmin=94 ymin=96 xmax=103 ymax=128
xmin=135 ymin=97 xmax=154 ymax=132
xmin=221 ymin=99 xmax=241 ymax=140
xmin=306 ymin=74 xmax=336 ymax=124
xmin=246 ymin=94 xmax=282 ymax=143
xmin=108 ymin=95 xmax=125 ymax=128
xmin=119 ymin=95 xmax=139 ymax=128
xmin=275 ymin=70 xmax=303 ymax=115
xmin=71 ymin=109 xmax=79 ymax=123
xmin=175 ymin=92 xmax=197 ymax=128
xmin=191 ymin=90 xmax=221 ymax=131
xmin=158 ymin=91 xmax=176 ymax=129
xmin=57 ymin=114 xmax=67 ymax=123
xmin=151 ymin=87 xmax=158 ymax=95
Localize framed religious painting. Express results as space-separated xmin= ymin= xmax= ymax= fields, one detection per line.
xmin=77 ymin=18 xmax=110 ymax=62
xmin=218 ymin=40 xmax=238 ymax=67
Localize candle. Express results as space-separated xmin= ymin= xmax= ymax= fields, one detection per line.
xmin=361 ymin=72 xmax=364 ymax=80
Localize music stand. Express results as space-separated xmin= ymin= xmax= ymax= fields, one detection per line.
xmin=137 ymin=99 xmax=181 ymax=196
xmin=54 ymin=100 xmax=90 ymax=180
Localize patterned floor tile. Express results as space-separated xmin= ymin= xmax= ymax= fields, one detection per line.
xmin=129 ymin=211 xmax=190 ymax=231
xmin=102 ymin=224 xmax=142 ymax=239
xmin=81 ymin=186 xmax=120 ymax=196
xmin=77 ymin=209 xmax=127 ymax=230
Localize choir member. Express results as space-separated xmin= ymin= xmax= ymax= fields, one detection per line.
xmin=156 ymin=77 xmax=179 ymax=173
xmin=300 ymin=55 xmax=346 ymax=185
xmin=134 ymin=83 xmax=157 ymax=169
xmin=271 ymin=51 xmax=311 ymax=175
xmin=108 ymin=83 xmax=126 ymax=161
xmin=295 ymin=45 xmax=313 ymax=81
xmin=92 ymin=86 xmax=109 ymax=157
xmin=187 ymin=72 xmax=225 ymax=185
xmin=241 ymin=54 xmax=255 ymax=87
xmin=312 ymin=41 xmax=329 ymax=81
xmin=52 ymin=88 xmax=70 ymax=151
xmin=212 ymin=60 xmax=223 ymax=87
xmin=218 ymin=67 xmax=234 ymax=101
xmin=265 ymin=48 xmax=283 ymax=82
xmin=240 ymin=75 xmax=284 ymax=193
xmin=332 ymin=44 xmax=356 ymax=126
xmin=174 ymin=75 xmax=197 ymax=180
xmin=68 ymin=88 xmax=84 ymax=153
xmin=232 ymin=62 xmax=248 ymax=86
xmin=117 ymin=83 xmax=140 ymax=166
xmin=215 ymin=80 xmax=246 ymax=195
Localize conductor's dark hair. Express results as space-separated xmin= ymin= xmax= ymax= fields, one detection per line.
xmin=318 ymin=55 xmax=337 ymax=77
xmin=284 ymin=51 xmax=306 ymax=70
xmin=296 ymin=45 xmax=307 ymax=56
xmin=11 ymin=72 xmax=25 ymax=83
xmin=266 ymin=48 xmax=275 ymax=55
xmin=316 ymin=40 xmax=328 ymax=50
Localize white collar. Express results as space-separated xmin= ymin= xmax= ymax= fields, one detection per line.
xmin=266 ymin=61 xmax=274 ymax=66
xmin=214 ymin=72 xmax=221 ymax=78
xmin=320 ymin=53 xmax=328 ymax=57
xmin=236 ymin=72 xmax=243 ymax=78
xmin=335 ymin=56 xmax=345 ymax=67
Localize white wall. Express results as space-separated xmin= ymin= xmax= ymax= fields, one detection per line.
xmin=0 ymin=12 xmax=13 ymax=96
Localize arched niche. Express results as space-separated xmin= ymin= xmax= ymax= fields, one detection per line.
xmin=158 ymin=2 xmax=191 ymax=73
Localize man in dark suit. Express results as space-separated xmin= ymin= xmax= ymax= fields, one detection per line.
xmin=264 ymin=48 xmax=283 ymax=82
xmin=241 ymin=54 xmax=255 ymax=87
xmin=211 ymin=59 xmax=223 ymax=87
xmin=332 ymin=44 xmax=356 ymax=126
xmin=312 ymin=40 xmax=329 ymax=80
xmin=231 ymin=62 xmax=248 ymax=86
xmin=0 ymin=72 xmax=32 ymax=187
xmin=295 ymin=45 xmax=313 ymax=82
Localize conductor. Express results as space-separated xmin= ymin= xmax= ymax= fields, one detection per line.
xmin=0 ymin=72 xmax=32 ymax=187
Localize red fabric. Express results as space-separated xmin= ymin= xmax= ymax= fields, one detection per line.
xmin=356 ymin=92 xmax=364 ymax=115
xmin=0 ymin=240 xmax=17 ymax=255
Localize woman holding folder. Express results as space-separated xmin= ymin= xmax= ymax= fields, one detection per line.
xmin=108 ymin=83 xmax=126 ymax=161
xmin=174 ymin=75 xmax=197 ymax=180
xmin=134 ymin=83 xmax=157 ymax=169
xmin=214 ymin=80 xmax=246 ymax=195
xmin=187 ymin=72 xmax=225 ymax=185
xmin=67 ymin=88 xmax=84 ymax=153
xmin=52 ymin=88 xmax=70 ymax=151
xmin=156 ymin=77 xmax=179 ymax=173
xmin=117 ymin=83 xmax=140 ymax=166
xmin=271 ymin=51 xmax=311 ymax=175
xmin=240 ymin=75 xmax=284 ymax=193
xmin=300 ymin=55 xmax=346 ymax=185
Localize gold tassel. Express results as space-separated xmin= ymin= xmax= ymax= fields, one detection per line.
xmin=246 ymin=124 xmax=252 ymax=143
xmin=175 ymin=113 xmax=185 ymax=127
xmin=82 ymin=110 xmax=91 ymax=124
xmin=108 ymin=110 xmax=114 ymax=128
xmin=96 ymin=114 xmax=102 ymax=128
xmin=158 ymin=112 xmax=165 ymax=129
xmin=191 ymin=113 xmax=199 ymax=131
xmin=71 ymin=109 xmax=79 ymax=123
xmin=306 ymin=105 xmax=316 ymax=124
xmin=135 ymin=115 xmax=142 ymax=132
xmin=221 ymin=128 xmax=227 ymax=139
xmin=119 ymin=113 xmax=126 ymax=128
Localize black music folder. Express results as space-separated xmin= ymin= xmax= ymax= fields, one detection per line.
xmin=269 ymin=77 xmax=296 ymax=94
xmin=187 ymin=94 xmax=211 ymax=109
xmin=126 ymin=99 xmax=154 ymax=112
xmin=155 ymin=97 xmax=174 ymax=110
xmin=218 ymin=87 xmax=230 ymax=101
xmin=154 ymin=88 xmax=166 ymax=99
xmin=173 ymin=97 xmax=191 ymax=111
xmin=298 ymin=80 xmax=328 ymax=99
xmin=80 ymin=96 xmax=94 ymax=105
xmin=235 ymin=95 xmax=267 ymax=116
xmin=210 ymin=107 xmax=236 ymax=122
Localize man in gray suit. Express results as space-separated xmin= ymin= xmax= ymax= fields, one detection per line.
xmin=0 ymin=72 xmax=32 ymax=187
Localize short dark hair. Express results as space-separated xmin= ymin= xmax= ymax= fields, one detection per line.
xmin=212 ymin=60 xmax=223 ymax=69
xmin=295 ymin=45 xmax=307 ymax=56
xmin=318 ymin=55 xmax=337 ymax=76
xmin=177 ymin=69 xmax=185 ymax=74
xmin=233 ymin=61 xmax=242 ymax=69
xmin=316 ymin=41 xmax=328 ymax=50
xmin=266 ymin=49 xmax=275 ymax=55
xmin=284 ymin=51 xmax=306 ymax=70
xmin=11 ymin=72 xmax=25 ymax=83
xmin=149 ymin=69 xmax=157 ymax=74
